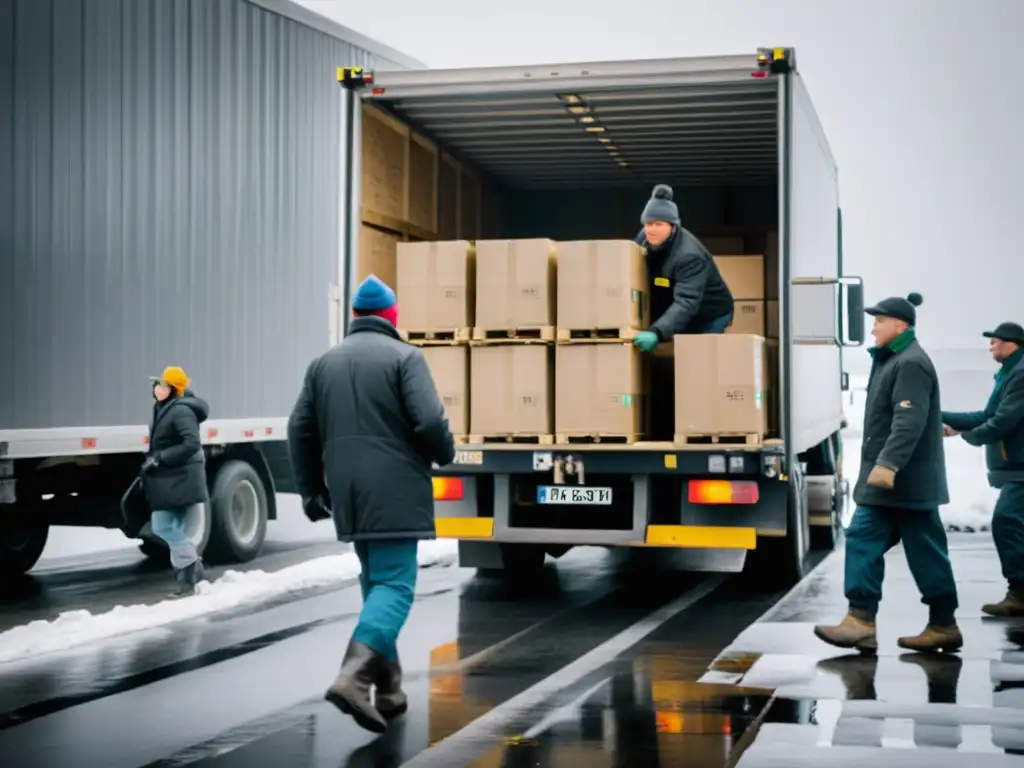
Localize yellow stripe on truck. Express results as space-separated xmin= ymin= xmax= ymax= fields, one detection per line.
xmin=645 ymin=525 xmax=756 ymax=549
xmin=434 ymin=517 xmax=494 ymax=539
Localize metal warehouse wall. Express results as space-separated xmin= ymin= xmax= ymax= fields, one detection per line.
xmin=0 ymin=0 xmax=379 ymax=430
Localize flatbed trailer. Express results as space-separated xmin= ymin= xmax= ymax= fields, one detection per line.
xmin=339 ymin=48 xmax=865 ymax=584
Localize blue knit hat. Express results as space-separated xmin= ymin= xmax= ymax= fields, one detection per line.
xmin=352 ymin=274 xmax=396 ymax=311
xmin=640 ymin=184 xmax=681 ymax=226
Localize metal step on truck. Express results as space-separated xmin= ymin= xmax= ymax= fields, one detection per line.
xmin=337 ymin=48 xmax=866 ymax=585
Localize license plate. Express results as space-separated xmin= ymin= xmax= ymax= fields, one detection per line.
xmin=536 ymin=486 xmax=613 ymax=505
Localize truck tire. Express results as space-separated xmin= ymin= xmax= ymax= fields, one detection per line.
xmin=0 ymin=519 xmax=49 ymax=577
xmin=204 ymin=460 xmax=268 ymax=564
xmin=137 ymin=504 xmax=212 ymax=567
xmin=744 ymin=470 xmax=810 ymax=589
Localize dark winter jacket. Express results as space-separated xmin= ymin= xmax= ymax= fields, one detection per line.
xmin=943 ymin=348 xmax=1024 ymax=488
xmin=853 ymin=330 xmax=949 ymax=510
xmin=286 ymin=316 xmax=456 ymax=542
xmin=143 ymin=390 xmax=211 ymax=511
xmin=636 ymin=226 xmax=734 ymax=339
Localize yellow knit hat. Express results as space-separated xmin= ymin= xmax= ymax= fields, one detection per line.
xmin=150 ymin=366 xmax=191 ymax=395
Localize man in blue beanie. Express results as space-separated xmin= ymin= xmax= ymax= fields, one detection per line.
xmin=815 ymin=292 xmax=962 ymax=654
xmin=631 ymin=184 xmax=735 ymax=354
xmin=287 ymin=273 xmax=455 ymax=733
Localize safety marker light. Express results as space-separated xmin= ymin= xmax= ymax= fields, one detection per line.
xmin=433 ymin=477 xmax=465 ymax=501
xmin=688 ymin=480 xmax=759 ymax=505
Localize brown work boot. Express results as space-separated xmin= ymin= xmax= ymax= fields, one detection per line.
xmin=814 ymin=613 xmax=878 ymax=653
xmin=325 ymin=641 xmax=388 ymax=733
xmin=897 ymin=624 xmax=963 ymax=653
xmin=374 ymin=657 xmax=408 ymax=719
xmin=981 ymin=589 xmax=1024 ymax=618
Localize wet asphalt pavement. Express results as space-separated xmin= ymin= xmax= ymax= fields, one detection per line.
xmin=0 ymin=546 xmax=788 ymax=767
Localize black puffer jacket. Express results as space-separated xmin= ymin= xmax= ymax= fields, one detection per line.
xmin=853 ymin=331 xmax=949 ymax=510
xmin=143 ymin=390 xmax=211 ymax=510
xmin=287 ymin=316 xmax=456 ymax=542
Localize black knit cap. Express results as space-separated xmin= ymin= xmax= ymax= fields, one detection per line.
xmin=983 ymin=321 xmax=1024 ymax=346
xmin=865 ymin=292 xmax=923 ymax=326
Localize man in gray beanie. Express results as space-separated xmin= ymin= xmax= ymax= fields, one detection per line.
xmin=815 ymin=292 xmax=962 ymax=654
xmin=631 ymin=184 xmax=735 ymax=354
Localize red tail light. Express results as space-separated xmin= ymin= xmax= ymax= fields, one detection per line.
xmin=688 ymin=480 xmax=759 ymax=505
xmin=433 ymin=477 xmax=464 ymax=501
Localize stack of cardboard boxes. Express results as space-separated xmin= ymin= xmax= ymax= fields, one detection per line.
xmin=396 ymin=235 xmax=775 ymax=447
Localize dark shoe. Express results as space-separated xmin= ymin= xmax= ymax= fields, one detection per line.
xmin=169 ymin=559 xmax=205 ymax=599
xmin=374 ymin=657 xmax=408 ymax=719
xmin=982 ymin=589 xmax=1024 ymax=618
xmin=814 ymin=613 xmax=878 ymax=653
xmin=897 ymin=623 xmax=963 ymax=653
xmin=325 ymin=641 xmax=388 ymax=733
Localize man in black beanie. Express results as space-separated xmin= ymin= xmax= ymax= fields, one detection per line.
xmin=815 ymin=292 xmax=962 ymax=654
xmin=630 ymin=184 xmax=735 ymax=354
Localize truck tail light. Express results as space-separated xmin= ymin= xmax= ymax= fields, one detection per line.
xmin=688 ymin=480 xmax=759 ymax=505
xmin=433 ymin=477 xmax=464 ymax=501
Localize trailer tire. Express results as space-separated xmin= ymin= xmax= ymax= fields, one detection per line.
xmin=204 ymin=460 xmax=268 ymax=564
xmin=0 ymin=520 xmax=48 ymax=577
xmin=744 ymin=470 xmax=810 ymax=589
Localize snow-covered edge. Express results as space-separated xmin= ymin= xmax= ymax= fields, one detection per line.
xmin=0 ymin=539 xmax=458 ymax=666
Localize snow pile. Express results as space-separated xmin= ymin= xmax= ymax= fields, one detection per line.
xmin=841 ymin=377 xmax=998 ymax=533
xmin=0 ymin=539 xmax=458 ymax=665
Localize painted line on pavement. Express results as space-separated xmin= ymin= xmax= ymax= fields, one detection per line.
xmin=400 ymin=574 xmax=726 ymax=768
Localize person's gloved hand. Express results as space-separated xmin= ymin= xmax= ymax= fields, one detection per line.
xmin=632 ymin=331 xmax=659 ymax=353
xmin=866 ymin=464 xmax=896 ymax=490
xmin=140 ymin=455 xmax=160 ymax=474
xmin=302 ymin=494 xmax=332 ymax=522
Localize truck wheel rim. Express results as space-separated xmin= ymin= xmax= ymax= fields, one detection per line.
xmin=229 ymin=480 xmax=260 ymax=545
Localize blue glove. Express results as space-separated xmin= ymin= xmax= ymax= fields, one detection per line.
xmin=633 ymin=331 xmax=659 ymax=353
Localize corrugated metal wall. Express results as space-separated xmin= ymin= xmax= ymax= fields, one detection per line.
xmin=0 ymin=0 xmax=377 ymax=429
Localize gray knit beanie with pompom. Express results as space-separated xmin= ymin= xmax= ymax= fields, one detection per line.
xmin=640 ymin=184 xmax=681 ymax=226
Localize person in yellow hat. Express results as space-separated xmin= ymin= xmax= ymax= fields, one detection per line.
xmin=142 ymin=366 xmax=211 ymax=598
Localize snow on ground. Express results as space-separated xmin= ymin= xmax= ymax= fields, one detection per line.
xmin=842 ymin=376 xmax=998 ymax=533
xmin=0 ymin=539 xmax=458 ymax=666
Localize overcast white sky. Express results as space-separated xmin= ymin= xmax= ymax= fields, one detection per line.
xmin=300 ymin=0 xmax=1021 ymax=359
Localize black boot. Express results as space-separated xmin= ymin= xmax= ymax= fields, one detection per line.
xmin=169 ymin=559 xmax=205 ymax=599
xmin=375 ymin=657 xmax=408 ymax=719
xmin=325 ymin=641 xmax=388 ymax=733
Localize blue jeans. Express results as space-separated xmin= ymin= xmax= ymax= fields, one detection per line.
xmin=150 ymin=507 xmax=200 ymax=570
xmin=352 ymin=539 xmax=418 ymax=662
xmin=993 ymin=482 xmax=1024 ymax=589
xmin=844 ymin=505 xmax=958 ymax=624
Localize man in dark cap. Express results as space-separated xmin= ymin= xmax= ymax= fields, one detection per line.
xmin=942 ymin=321 xmax=1024 ymax=616
xmin=815 ymin=292 xmax=962 ymax=653
xmin=287 ymin=274 xmax=456 ymax=733
xmin=630 ymin=184 xmax=735 ymax=354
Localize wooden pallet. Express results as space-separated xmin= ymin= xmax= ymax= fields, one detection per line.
xmin=555 ymin=433 xmax=641 ymax=445
xmin=556 ymin=326 xmax=639 ymax=342
xmin=400 ymin=328 xmax=471 ymax=344
xmin=674 ymin=432 xmax=763 ymax=446
xmin=468 ymin=433 xmax=554 ymax=445
xmin=471 ymin=326 xmax=555 ymax=342
xmin=453 ymin=435 xmax=471 ymax=444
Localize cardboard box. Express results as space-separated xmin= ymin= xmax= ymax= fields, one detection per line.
xmin=766 ymin=299 xmax=779 ymax=338
xmin=673 ymin=334 xmax=767 ymax=440
xmin=470 ymin=345 xmax=552 ymax=436
xmin=555 ymin=343 xmax=644 ymax=439
xmin=557 ymin=240 xmax=649 ymax=331
xmin=713 ymin=255 xmax=764 ymax=300
xmin=726 ymin=301 xmax=766 ymax=336
xmin=475 ymin=239 xmax=556 ymax=330
xmin=420 ymin=346 xmax=469 ymax=437
xmin=396 ymin=240 xmax=475 ymax=331
xmin=699 ymin=235 xmax=745 ymax=255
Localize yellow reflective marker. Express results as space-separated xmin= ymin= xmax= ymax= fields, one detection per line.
xmin=664 ymin=454 xmax=677 ymax=469
xmin=654 ymin=277 xmax=670 ymax=287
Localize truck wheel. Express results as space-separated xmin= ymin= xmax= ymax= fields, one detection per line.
xmin=0 ymin=519 xmax=48 ymax=577
xmin=744 ymin=471 xmax=810 ymax=589
xmin=137 ymin=504 xmax=212 ymax=566
xmin=204 ymin=460 xmax=268 ymax=564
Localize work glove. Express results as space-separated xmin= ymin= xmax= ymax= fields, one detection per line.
xmin=632 ymin=331 xmax=659 ymax=353
xmin=866 ymin=464 xmax=896 ymax=490
xmin=302 ymin=494 xmax=332 ymax=523
xmin=140 ymin=455 xmax=160 ymax=474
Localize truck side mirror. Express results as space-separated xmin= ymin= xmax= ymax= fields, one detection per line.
xmin=843 ymin=278 xmax=865 ymax=346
